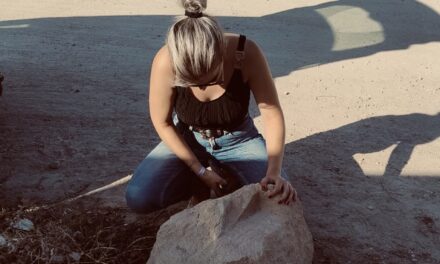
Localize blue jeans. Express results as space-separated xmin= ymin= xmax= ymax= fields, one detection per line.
xmin=125 ymin=114 xmax=288 ymax=213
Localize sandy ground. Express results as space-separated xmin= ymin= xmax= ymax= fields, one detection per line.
xmin=1 ymin=0 xmax=440 ymax=263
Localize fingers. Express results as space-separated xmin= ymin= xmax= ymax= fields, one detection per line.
xmin=259 ymin=177 xmax=269 ymax=191
xmin=214 ymin=174 xmax=227 ymax=196
xmin=292 ymin=187 xmax=298 ymax=201
xmin=215 ymin=181 xmax=228 ymax=197
xmin=221 ymin=178 xmax=228 ymax=186
xmin=217 ymin=181 xmax=227 ymax=192
xmin=215 ymin=173 xmax=227 ymax=190
xmin=267 ymin=178 xmax=283 ymax=198
xmin=286 ymin=187 xmax=294 ymax=205
xmin=278 ymin=182 xmax=291 ymax=204
xmin=206 ymin=170 xmax=227 ymax=185
xmin=286 ymin=185 xmax=297 ymax=205
xmin=213 ymin=186 xmax=223 ymax=197
xmin=288 ymin=186 xmax=298 ymax=205
xmin=264 ymin=178 xmax=298 ymax=205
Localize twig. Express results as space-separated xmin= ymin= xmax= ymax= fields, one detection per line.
xmin=125 ymin=236 xmax=152 ymax=250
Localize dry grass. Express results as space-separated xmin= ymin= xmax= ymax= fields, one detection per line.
xmin=0 ymin=199 xmax=186 ymax=264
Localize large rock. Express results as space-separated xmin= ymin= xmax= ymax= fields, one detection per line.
xmin=147 ymin=183 xmax=314 ymax=264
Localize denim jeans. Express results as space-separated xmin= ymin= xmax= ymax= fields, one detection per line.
xmin=125 ymin=114 xmax=288 ymax=213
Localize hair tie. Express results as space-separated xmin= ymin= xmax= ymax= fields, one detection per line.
xmin=185 ymin=10 xmax=203 ymax=18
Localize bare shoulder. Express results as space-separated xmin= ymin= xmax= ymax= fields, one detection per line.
xmin=244 ymin=38 xmax=261 ymax=56
xmin=224 ymin=33 xmax=266 ymax=82
xmin=224 ymin=32 xmax=257 ymax=51
xmin=152 ymin=45 xmax=173 ymax=73
xmin=150 ymin=45 xmax=175 ymax=89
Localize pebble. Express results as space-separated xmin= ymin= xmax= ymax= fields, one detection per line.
xmin=12 ymin=218 xmax=34 ymax=231
xmin=51 ymin=255 xmax=64 ymax=263
xmin=367 ymin=205 xmax=374 ymax=210
xmin=0 ymin=234 xmax=7 ymax=247
xmin=284 ymin=92 xmax=290 ymax=95
xmin=69 ymin=252 xmax=81 ymax=261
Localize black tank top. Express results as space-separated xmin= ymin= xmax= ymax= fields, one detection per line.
xmin=174 ymin=35 xmax=250 ymax=130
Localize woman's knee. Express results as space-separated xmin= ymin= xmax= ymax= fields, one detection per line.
xmin=125 ymin=184 xmax=159 ymax=214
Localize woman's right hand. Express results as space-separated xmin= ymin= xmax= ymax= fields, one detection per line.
xmin=200 ymin=168 xmax=228 ymax=197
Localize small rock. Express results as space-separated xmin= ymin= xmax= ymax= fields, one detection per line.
xmin=0 ymin=234 xmax=7 ymax=247
xmin=367 ymin=205 xmax=374 ymax=210
xmin=285 ymin=91 xmax=290 ymax=95
xmin=12 ymin=218 xmax=34 ymax=231
xmin=51 ymin=255 xmax=64 ymax=263
xmin=69 ymin=252 xmax=81 ymax=261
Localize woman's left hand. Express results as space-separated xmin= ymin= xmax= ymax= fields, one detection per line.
xmin=259 ymin=174 xmax=297 ymax=205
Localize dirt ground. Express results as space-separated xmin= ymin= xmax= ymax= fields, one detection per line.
xmin=1 ymin=0 xmax=440 ymax=263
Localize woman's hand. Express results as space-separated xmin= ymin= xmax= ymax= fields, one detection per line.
xmin=199 ymin=168 xmax=228 ymax=197
xmin=260 ymin=174 xmax=297 ymax=205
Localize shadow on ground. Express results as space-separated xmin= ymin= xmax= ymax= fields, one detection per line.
xmin=285 ymin=112 xmax=440 ymax=262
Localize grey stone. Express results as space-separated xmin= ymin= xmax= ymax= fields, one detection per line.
xmin=51 ymin=255 xmax=65 ymax=263
xmin=69 ymin=252 xmax=81 ymax=262
xmin=147 ymin=183 xmax=314 ymax=264
xmin=12 ymin=218 xmax=34 ymax=231
xmin=0 ymin=234 xmax=7 ymax=247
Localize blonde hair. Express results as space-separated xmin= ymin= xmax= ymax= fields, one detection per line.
xmin=166 ymin=0 xmax=225 ymax=87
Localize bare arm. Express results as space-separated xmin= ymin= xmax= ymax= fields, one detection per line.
xmin=148 ymin=47 xmax=203 ymax=174
xmin=245 ymin=39 xmax=296 ymax=204
xmin=246 ymin=40 xmax=286 ymax=177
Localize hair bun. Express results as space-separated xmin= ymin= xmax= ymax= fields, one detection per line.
xmin=182 ymin=0 xmax=207 ymax=13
